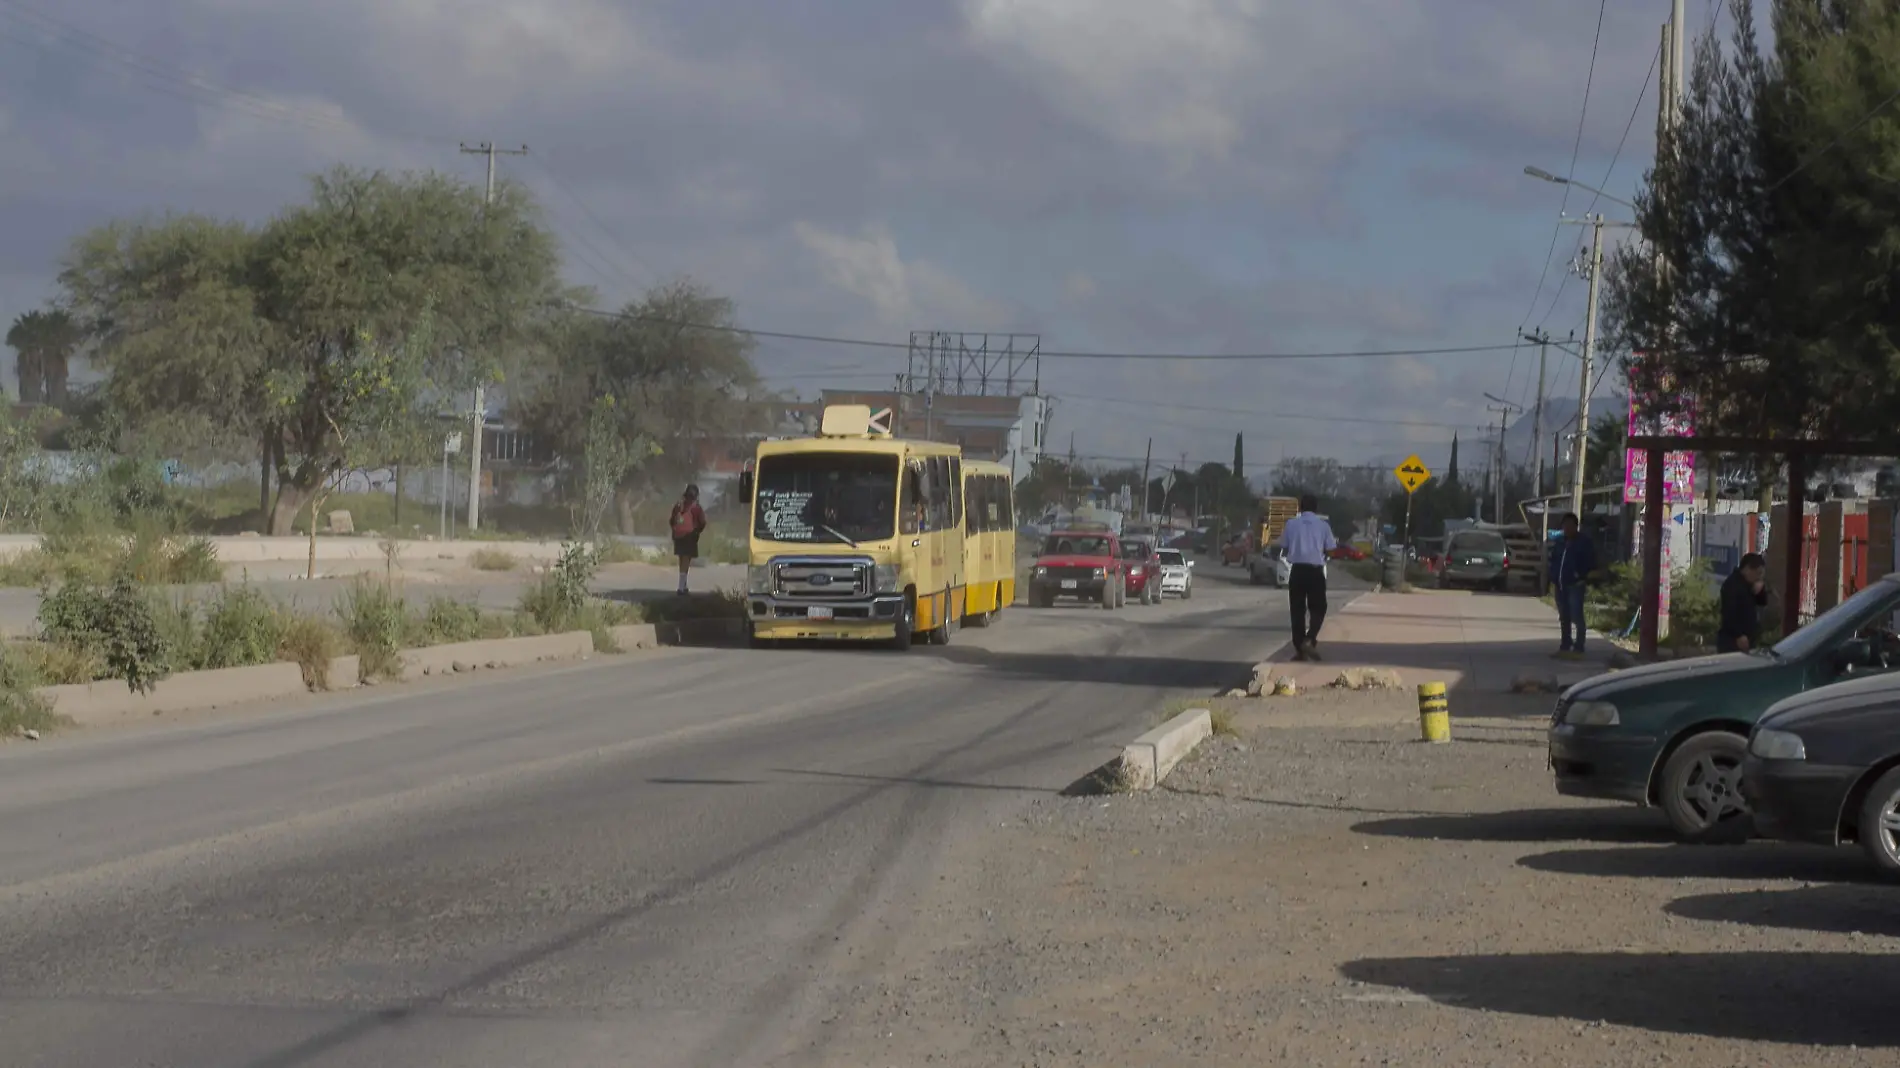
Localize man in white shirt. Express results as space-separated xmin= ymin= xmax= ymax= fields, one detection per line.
xmin=1281 ymin=494 xmax=1337 ymax=661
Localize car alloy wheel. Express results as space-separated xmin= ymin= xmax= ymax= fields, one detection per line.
xmin=1857 ymin=767 xmax=1900 ymax=878
xmin=1660 ymin=732 xmax=1753 ymax=844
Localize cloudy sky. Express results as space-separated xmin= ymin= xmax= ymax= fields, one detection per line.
xmin=0 ymin=0 xmax=1697 ymax=476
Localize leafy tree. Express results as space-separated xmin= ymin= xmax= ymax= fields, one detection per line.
xmin=1232 ymin=433 xmax=1244 ymax=480
xmin=1447 ymin=434 xmax=1460 ymax=486
xmin=1015 ymin=455 xmax=1081 ymax=518
xmin=524 ymin=279 xmax=761 ymax=532
xmin=570 ymin=394 xmax=659 ymax=540
xmin=1606 ymin=2 xmax=1900 ymax=453
xmin=5 ymin=307 xmax=81 ymax=406
xmin=59 ymin=167 xmax=567 ymax=535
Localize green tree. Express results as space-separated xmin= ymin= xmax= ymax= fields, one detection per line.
xmin=1015 ymin=455 xmax=1080 ymax=518
xmin=5 ymin=307 xmax=81 ymax=406
xmin=569 ymin=394 xmax=659 ymax=540
xmin=525 ymin=279 xmax=762 ymax=532
xmin=1607 ymin=2 xmax=1900 ymax=451
xmin=60 ymin=167 xmax=567 ymax=535
xmin=1232 ymin=433 xmax=1244 ymax=480
xmin=1447 ymin=434 xmax=1460 ymax=486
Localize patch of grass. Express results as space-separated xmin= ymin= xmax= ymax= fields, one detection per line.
xmin=468 ymin=547 xmax=519 ymax=572
xmin=279 ymin=614 xmax=345 ymax=690
xmin=10 ymin=639 xmax=101 ymax=686
xmin=193 ymin=584 xmax=285 ymax=670
xmin=0 ymin=532 xmax=221 ymax=588
xmin=417 ymin=596 xmax=486 ymax=645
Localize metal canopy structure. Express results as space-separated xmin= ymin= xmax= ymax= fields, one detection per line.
xmin=904 ymin=331 xmax=1042 ymax=397
xmin=1625 ymin=434 xmax=1898 ymax=657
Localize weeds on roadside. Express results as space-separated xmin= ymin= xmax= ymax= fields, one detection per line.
xmin=0 ymin=643 xmax=63 ymax=737
xmin=338 ymin=576 xmax=410 ymax=680
xmin=520 ymin=541 xmax=599 ymax=632
xmin=279 ymin=614 xmax=345 ymax=689
xmin=38 ymin=573 xmax=174 ymax=693
xmin=419 ymin=596 xmax=486 ymax=644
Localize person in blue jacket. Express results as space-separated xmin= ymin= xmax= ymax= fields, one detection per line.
xmin=1548 ymin=512 xmax=1598 ymax=659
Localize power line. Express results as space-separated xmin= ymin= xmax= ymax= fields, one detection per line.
xmin=1054 ymin=391 xmax=1487 ymax=431
xmin=1515 ymin=0 xmax=1612 ymax=365
xmin=562 ymin=302 xmax=1522 ymax=362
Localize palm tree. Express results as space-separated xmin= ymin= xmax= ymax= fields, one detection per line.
xmin=4 ymin=308 xmax=79 ymax=406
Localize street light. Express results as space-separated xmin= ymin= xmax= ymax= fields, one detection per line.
xmin=1522 ymin=165 xmax=1637 ymax=210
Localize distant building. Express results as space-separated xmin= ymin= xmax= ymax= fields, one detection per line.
xmin=818 ymin=389 xmax=1049 ymax=485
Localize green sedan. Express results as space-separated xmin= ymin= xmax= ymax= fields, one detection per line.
xmin=1549 ymin=573 xmax=1900 ymax=842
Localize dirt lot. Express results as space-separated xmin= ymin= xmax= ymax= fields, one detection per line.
xmin=802 ymin=687 xmax=1900 ymax=1067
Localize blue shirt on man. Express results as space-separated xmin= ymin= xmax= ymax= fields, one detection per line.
xmin=1282 ymin=512 xmax=1336 ymax=566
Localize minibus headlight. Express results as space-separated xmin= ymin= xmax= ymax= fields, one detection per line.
xmin=874 ymin=563 xmax=900 ymax=593
xmin=746 ymin=565 xmax=772 ymax=594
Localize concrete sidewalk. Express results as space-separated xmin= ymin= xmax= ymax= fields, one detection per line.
xmin=1268 ymin=589 xmax=1618 ymax=694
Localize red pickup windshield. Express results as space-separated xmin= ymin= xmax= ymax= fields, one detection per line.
xmin=1042 ymin=534 xmax=1112 ymax=556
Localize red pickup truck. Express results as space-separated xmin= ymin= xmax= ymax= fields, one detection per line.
xmin=1028 ymin=528 xmax=1128 ymax=608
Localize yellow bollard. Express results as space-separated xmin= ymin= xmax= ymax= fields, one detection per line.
xmin=1417 ymin=682 xmax=1450 ymax=743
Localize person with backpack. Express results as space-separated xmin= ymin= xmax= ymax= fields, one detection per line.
xmin=669 ymin=484 xmax=706 ymax=595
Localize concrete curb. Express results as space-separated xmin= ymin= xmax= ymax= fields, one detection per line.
xmin=26 ymin=615 xmax=748 ymax=732
xmin=1120 ymin=708 xmax=1213 ymax=791
xmin=40 ymin=656 xmax=359 ymax=728
xmin=397 ymin=631 xmax=596 ymax=681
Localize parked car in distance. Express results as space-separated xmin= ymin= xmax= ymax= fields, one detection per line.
xmin=1437 ymin=529 xmax=1511 ymax=591
xmin=1329 ymin=543 xmax=1368 ymax=562
xmin=1120 ymin=537 xmax=1163 ymax=605
xmin=1745 ymin=664 xmax=1900 ymax=877
xmin=1028 ymin=528 xmax=1127 ymax=609
xmin=1156 ymin=547 xmax=1194 ymax=599
xmin=1550 ymin=573 xmax=1900 ymax=843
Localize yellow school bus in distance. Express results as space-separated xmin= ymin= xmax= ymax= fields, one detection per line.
xmin=737 ymin=405 xmax=971 ymax=650
xmin=960 ymin=458 xmax=1015 ymax=623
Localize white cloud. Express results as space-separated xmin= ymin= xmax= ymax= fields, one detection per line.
xmin=792 ymin=221 xmax=1014 ymax=335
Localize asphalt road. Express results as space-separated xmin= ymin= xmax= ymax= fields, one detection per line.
xmin=0 ymin=560 xmax=1301 ymax=1068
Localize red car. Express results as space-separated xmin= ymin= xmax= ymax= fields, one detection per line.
xmin=1119 ymin=537 xmax=1163 ymax=605
xmin=1328 ymin=544 xmax=1368 ymax=561
xmin=1028 ymin=528 xmax=1128 ymax=608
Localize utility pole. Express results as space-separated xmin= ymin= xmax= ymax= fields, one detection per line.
xmin=1520 ymin=330 xmax=1551 ymax=501
xmin=1569 ymin=214 xmax=1607 ymax=517
xmin=458 ymin=141 xmax=528 ymax=533
xmin=1139 ymin=437 xmax=1153 ymax=521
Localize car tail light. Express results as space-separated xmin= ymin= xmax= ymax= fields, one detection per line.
xmin=1503 ymin=554 xmax=1512 ymax=569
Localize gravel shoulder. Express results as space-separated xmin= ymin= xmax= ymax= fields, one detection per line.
xmin=798 ymin=685 xmax=1900 ymax=1067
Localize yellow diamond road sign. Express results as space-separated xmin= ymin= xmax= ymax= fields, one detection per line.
xmin=1394 ymin=454 xmax=1431 ymax=495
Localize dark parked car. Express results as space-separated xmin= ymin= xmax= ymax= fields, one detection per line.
xmin=1549 ymin=573 xmax=1900 ymax=842
xmin=1436 ymin=529 xmax=1511 ymax=591
xmin=1745 ymin=665 xmax=1900 ymax=877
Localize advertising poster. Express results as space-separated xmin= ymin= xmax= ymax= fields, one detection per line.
xmin=1624 ymin=353 xmax=1697 ymax=504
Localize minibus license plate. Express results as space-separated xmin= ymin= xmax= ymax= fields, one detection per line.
xmin=807 ymin=606 xmax=834 ymax=620
xmin=1060 ymin=580 xmax=1078 ymax=589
